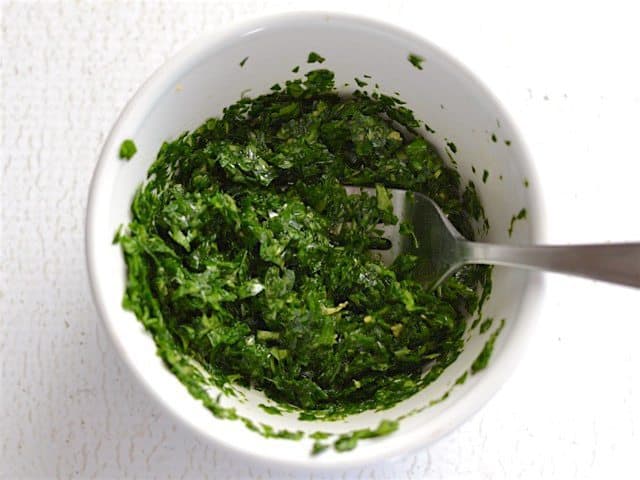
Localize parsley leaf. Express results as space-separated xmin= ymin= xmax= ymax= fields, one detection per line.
xmin=408 ymin=53 xmax=425 ymax=70
xmin=307 ymin=51 xmax=326 ymax=63
xmin=119 ymin=139 xmax=137 ymax=160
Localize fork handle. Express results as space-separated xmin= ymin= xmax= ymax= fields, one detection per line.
xmin=462 ymin=242 xmax=640 ymax=288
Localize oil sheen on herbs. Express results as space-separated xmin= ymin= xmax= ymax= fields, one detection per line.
xmin=116 ymin=67 xmax=491 ymax=442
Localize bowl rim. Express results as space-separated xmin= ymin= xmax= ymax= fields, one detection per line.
xmin=86 ymin=10 xmax=546 ymax=471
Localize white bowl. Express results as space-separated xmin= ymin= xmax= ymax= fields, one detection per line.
xmin=86 ymin=11 xmax=544 ymax=471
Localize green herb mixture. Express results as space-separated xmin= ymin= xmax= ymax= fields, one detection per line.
xmin=116 ymin=66 xmax=491 ymax=423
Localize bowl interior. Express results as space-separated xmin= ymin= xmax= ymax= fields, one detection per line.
xmin=87 ymin=13 xmax=542 ymax=469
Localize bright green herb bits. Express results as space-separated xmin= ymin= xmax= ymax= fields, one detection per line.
xmin=471 ymin=319 xmax=505 ymax=373
xmin=479 ymin=317 xmax=493 ymax=334
xmin=119 ymin=139 xmax=137 ymax=160
xmin=332 ymin=420 xmax=399 ymax=453
xmin=455 ymin=371 xmax=468 ymax=385
xmin=116 ymin=63 xmax=491 ymax=452
xmin=311 ymin=441 xmax=330 ymax=455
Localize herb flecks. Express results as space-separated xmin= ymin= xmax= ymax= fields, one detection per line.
xmin=307 ymin=51 xmax=325 ymax=63
xmin=408 ymin=53 xmax=425 ymax=70
xmin=508 ymin=208 xmax=528 ymax=237
xmin=455 ymin=371 xmax=468 ymax=385
xmin=119 ymin=139 xmax=137 ymax=160
xmin=354 ymin=77 xmax=368 ymax=88
xmin=333 ymin=420 xmax=399 ymax=453
xmin=259 ymin=404 xmax=283 ymax=415
xmin=479 ymin=317 xmax=493 ymax=334
xmin=471 ymin=319 xmax=505 ymax=373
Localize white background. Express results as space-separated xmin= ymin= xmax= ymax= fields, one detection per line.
xmin=2 ymin=1 xmax=640 ymax=478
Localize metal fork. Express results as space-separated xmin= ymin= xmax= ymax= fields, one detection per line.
xmin=344 ymin=186 xmax=640 ymax=289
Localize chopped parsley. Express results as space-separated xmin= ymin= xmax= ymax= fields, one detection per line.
xmin=479 ymin=317 xmax=493 ymax=334
xmin=471 ymin=319 xmax=505 ymax=373
xmin=312 ymin=441 xmax=330 ymax=455
xmin=316 ymin=419 xmax=399 ymax=454
xmin=354 ymin=77 xmax=368 ymax=88
xmin=307 ymin=51 xmax=325 ymax=63
xmin=116 ymin=64 xmax=491 ymax=451
xmin=258 ymin=404 xmax=283 ymax=415
xmin=455 ymin=371 xmax=468 ymax=385
xmin=508 ymin=208 xmax=528 ymax=237
xmin=408 ymin=53 xmax=425 ymax=70
xmin=119 ymin=139 xmax=137 ymax=160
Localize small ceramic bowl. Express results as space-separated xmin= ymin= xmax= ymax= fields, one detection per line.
xmin=86 ymin=11 xmax=544 ymax=471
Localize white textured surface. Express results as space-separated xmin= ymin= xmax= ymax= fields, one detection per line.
xmin=2 ymin=1 xmax=640 ymax=478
